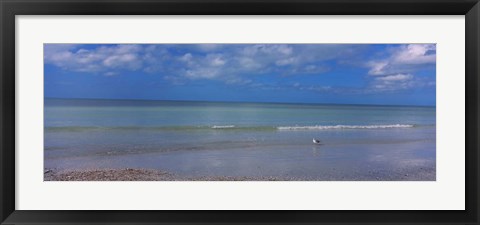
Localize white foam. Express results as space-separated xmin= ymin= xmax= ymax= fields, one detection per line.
xmin=211 ymin=125 xmax=236 ymax=129
xmin=277 ymin=124 xmax=414 ymax=130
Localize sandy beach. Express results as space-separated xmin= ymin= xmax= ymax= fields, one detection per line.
xmin=44 ymin=168 xmax=288 ymax=181
xmin=44 ymin=166 xmax=435 ymax=181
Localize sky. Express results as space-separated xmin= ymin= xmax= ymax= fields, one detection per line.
xmin=44 ymin=44 xmax=436 ymax=106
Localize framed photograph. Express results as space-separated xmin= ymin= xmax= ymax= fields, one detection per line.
xmin=1 ymin=0 xmax=479 ymax=224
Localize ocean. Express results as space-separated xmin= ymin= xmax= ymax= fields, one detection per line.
xmin=44 ymin=98 xmax=436 ymax=180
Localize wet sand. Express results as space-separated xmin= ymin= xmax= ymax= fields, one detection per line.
xmin=44 ymin=167 xmax=435 ymax=181
xmin=44 ymin=168 xmax=287 ymax=181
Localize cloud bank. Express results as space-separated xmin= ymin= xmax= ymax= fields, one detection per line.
xmin=44 ymin=44 xmax=435 ymax=94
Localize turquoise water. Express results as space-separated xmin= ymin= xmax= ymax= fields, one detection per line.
xmin=44 ymin=98 xmax=436 ymax=180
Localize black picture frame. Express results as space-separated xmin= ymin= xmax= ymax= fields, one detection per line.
xmin=1 ymin=0 xmax=479 ymax=224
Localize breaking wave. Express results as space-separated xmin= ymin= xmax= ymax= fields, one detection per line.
xmin=277 ymin=124 xmax=414 ymax=130
xmin=211 ymin=125 xmax=236 ymax=129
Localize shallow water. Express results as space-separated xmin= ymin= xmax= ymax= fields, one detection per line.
xmin=44 ymin=98 xmax=436 ymax=180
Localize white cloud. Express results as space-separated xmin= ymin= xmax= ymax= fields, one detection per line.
xmin=364 ymin=44 xmax=436 ymax=92
xmin=367 ymin=61 xmax=389 ymax=76
xmin=44 ymin=44 xmax=143 ymax=73
xmin=392 ymin=44 xmax=436 ymax=64
xmin=367 ymin=44 xmax=436 ymax=76
xmin=104 ymin=72 xmax=118 ymax=76
xmin=174 ymin=45 xmax=346 ymax=81
xmin=179 ymin=53 xmax=193 ymax=62
xmin=44 ymin=44 xmax=434 ymax=94
xmin=103 ymin=54 xmax=139 ymax=67
xmin=45 ymin=44 xmax=354 ymax=82
xmin=276 ymin=57 xmax=296 ymax=66
xmin=376 ymin=74 xmax=413 ymax=81
xmin=289 ymin=82 xmax=332 ymax=93
xmin=185 ymin=68 xmax=220 ymax=79
xmin=237 ymin=57 xmax=262 ymax=70
xmin=368 ymin=73 xmax=433 ymax=93
xmin=206 ymin=54 xmax=226 ymax=66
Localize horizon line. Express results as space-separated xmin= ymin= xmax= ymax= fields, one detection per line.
xmin=44 ymin=96 xmax=436 ymax=108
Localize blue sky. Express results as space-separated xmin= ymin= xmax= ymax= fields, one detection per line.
xmin=44 ymin=44 xmax=436 ymax=106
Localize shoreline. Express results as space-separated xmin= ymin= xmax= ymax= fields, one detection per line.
xmin=44 ymin=168 xmax=286 ymax=181
xmin=44 ymin=168 xmax=435 ymax=181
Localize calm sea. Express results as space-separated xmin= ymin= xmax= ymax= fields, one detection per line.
xmin=44 ymin=98 xmax=436 ymax=180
